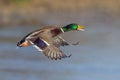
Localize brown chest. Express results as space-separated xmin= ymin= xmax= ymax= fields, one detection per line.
xmin=50 ymin=28 xmax=62 ymax=37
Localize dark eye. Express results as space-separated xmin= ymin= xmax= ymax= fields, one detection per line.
xmin=65 ymin=25 xmax=71 ymax=29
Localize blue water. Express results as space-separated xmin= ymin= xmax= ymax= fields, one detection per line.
xmin=0 ymin=23 xmax=120 ymax=80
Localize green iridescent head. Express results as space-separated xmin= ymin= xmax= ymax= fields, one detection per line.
xmin=61 ymin=23 xmax=85 ymax=32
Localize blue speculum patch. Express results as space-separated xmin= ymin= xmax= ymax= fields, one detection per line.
xmin=33 ymin=38 xmax=47 ymax=49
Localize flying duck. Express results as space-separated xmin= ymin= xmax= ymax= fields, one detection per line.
xmin=17 ymin=23 xmax=85 ymax=60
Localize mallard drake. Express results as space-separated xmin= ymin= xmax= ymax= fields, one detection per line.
xmin=17 ymin=23 xmax=85 ymax=60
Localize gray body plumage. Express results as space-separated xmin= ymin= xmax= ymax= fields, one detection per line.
xmin=30 ymin=36 xmax=72 ymax=60
xmin=17 ymin=26 xmax=79 ymax=60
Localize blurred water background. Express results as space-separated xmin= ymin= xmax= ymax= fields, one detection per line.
xmin=0 ymin=0 xmax=120 ymax=80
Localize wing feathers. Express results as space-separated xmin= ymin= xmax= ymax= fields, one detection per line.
xmin=53 ymin=36 xmax=79 ymax=47
xmin=43 ymin=45 xmax=71 ymax=60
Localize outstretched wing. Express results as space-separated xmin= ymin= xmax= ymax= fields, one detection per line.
xmin=30 ymin=39 xmax=71 ymax=60
xmin=43 ymin=45 xmax=71 ymax=60
xmin=27 ymin=31 xmax=71 ymax=60
xmin=53 ymin=36 xmax=79 ymax=47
